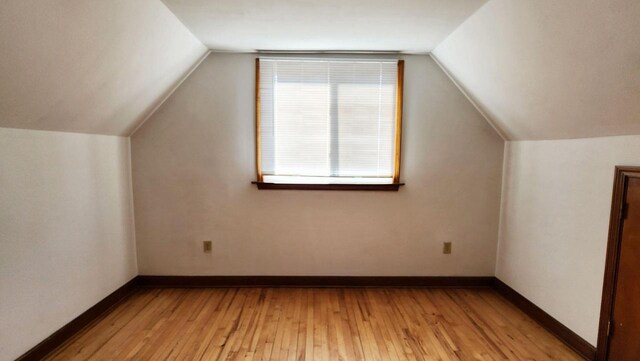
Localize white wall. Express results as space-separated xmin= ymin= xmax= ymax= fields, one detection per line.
xmin=497 ymin=135 xmax=640 ymax=345
xmin=433 ymin=0 xmax=640 ymax=140
xmin=0 ymin=128 xmax=137 ymax=361
xmin=131 ymin=53 xmax=504 ymax=276
xmin=0 ymin=0 xmax=207 ymax=136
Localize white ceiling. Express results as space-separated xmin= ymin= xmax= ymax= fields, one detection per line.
xmin=1 ymin=0 xmax=638 ymax=140
xmin=0 ymin=0 xmax=207 ymax=136
xmin=161 ymin=0 xmax=488 ymax=53
xmin=433 ymin=0 xmax=640 ymax=140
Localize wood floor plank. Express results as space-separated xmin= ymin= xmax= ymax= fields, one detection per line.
xmin=477 ymin=290 xmax=583 ymax=360
xmin=172 ymin=289 xmax=229 ymax=360
xmin=47 ymin=289 xmax=160 ymax=360
xmin=44 ymin=288 xmax=585 ymax=361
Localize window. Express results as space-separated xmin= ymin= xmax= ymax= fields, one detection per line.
xmin=255 ymin=57 xmax=404 ymax=190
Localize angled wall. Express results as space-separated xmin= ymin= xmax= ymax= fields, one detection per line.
xmin=432 ymin=0 xmax=640 ymax=346
xmin=498 ymin=136 xmax=640 ymax=345
xmin=433 ymin=0 xmax=640 ymax=140
xmin=0 ymin=128 xmax=137 ymax=361
xmin=0 ymin=0 xmax=207 ymax=135
xmin=131 ymin=53 xmax=504 ymax=277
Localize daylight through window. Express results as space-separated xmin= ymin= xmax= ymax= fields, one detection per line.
xmin=256 ymin=57 xmax=403 ymax=186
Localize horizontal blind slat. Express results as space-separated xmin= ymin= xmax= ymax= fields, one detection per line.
xmin=259 ymin=58 xmax=398 ymax=183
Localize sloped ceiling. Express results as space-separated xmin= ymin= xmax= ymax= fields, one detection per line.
xmin=160 ymin=0 xmax=487 ymax=53
xmin=3 ymin=0 xmax=637 ymax=140
xmin=0 ymin=0 xmax=207 ymax=136
xmin=433 ymin=0 xmax=640 ymax=140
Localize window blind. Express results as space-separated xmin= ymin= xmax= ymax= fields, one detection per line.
xmin=258 ymin=57 xmax=399 ymax=184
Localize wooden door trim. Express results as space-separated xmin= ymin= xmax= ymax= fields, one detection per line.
xmin=596 ymin=166 xmax=640 ymax=361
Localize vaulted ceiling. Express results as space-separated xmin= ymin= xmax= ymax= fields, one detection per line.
xmin=433 ymin=0 xmax=640 ymax=140
xmin=0 ymin=0 xmax=638 ymax=140
xmin=0 ymin=0 xmax=207 ymax=135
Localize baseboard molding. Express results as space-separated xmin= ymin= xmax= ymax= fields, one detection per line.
xmin=136 ymin=275 xmax=495 ymax=288
xmin=493 ymin=278 xmax=596 ymax=361
xmin=15 ymin=277 xmax=139 ymax=361
xmin=16 ymin=275 xmax=597 ymax=361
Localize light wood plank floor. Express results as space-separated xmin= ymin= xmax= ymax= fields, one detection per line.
xmin=46 ymin=288 xmax=584 ymax=360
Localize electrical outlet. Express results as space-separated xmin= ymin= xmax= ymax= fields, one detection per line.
xmin=203 ymin=240 xmax=212 ymax=253
xmin=443 ymin=242 xmax=452 ymax=254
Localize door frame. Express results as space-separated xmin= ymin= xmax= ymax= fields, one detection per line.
xmin=596 ymin=166 xmax=640 ymax=360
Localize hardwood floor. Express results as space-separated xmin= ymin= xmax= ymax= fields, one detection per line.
xmin=46 ymin=288 xmax=584 ymax=360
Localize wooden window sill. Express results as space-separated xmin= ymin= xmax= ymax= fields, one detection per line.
xmin=251 ymin=182 xmax=404 ymax=191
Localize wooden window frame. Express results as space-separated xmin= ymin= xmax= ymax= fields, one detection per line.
xmin=253 ymin=58 xmax=405 ymax=191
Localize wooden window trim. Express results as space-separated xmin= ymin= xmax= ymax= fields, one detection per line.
xmin=254 ymin=58 xmax=405 ymax=191
xmin=255 ymin=58 xmax=263 ymax=182
xmin=393 ymin=60 xmax=404 ymax=183
xmin=251 ymin=181 xmax=404 ymax=191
